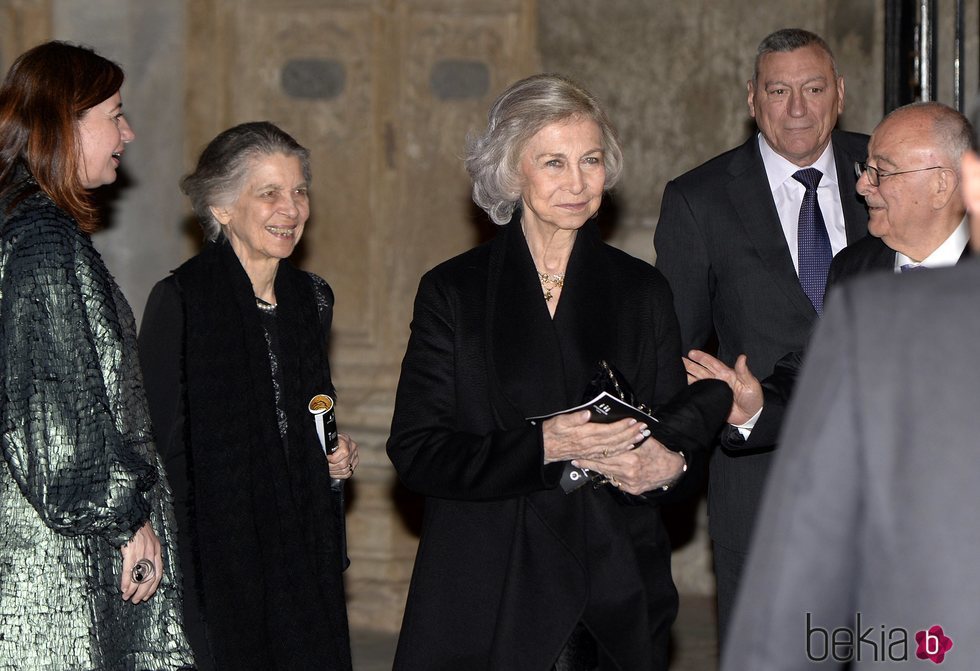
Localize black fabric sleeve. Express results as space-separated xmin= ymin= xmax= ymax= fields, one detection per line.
xmin=655 ymin=180 xmax=715 ymax=353
xmin=387 ymin=271 xmax=564 ymax=501
xmin=721 ymin=350 xmax=803 ymax=452
xmin=136 ymin=275 xmax=193 ymax=527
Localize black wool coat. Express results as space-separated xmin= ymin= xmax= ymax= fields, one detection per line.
xmin=387 ymin=220 xmax=687 ymax=671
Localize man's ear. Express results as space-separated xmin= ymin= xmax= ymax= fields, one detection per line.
xmin=933 ymin=168 xmax=958 ymax=209
xmin=746 ymin=80 xmax=757 ymax=119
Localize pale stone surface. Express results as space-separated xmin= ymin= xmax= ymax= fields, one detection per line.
xmin=50 ymin=0 xmax=189 ymax=323
xmin=538 ymin=0 xmax=882 ymax=260
xmin=4 ymin=0 xmax=976 ymax=636
xmin=0 ymin=0 xmax=51 ymax=71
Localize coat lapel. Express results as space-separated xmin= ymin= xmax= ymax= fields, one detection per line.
xmin=551 ymin=223 xmax=613 ymax=401
xmin=486 ymin=220 xmax=615 ymax=419
xmin=485 ymin=220 xmax=568 ymax=422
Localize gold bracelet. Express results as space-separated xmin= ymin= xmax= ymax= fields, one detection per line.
xmin=660 ymin=450 xmax=688 ymax=492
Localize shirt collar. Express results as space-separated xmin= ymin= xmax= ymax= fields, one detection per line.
xmin=895 ymin=216 xmax=969 ymax=270
xmin=758 ymin=133 xmax=838 ymax=192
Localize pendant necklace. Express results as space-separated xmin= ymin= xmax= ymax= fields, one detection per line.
xmin=537 ymin=271 xmax=565 ymax=302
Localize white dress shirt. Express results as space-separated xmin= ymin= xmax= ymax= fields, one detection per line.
xmin=758 ymin=134 xmax=848 ymax=272
xmin=894 ymin=216 xmax=969 ymax=271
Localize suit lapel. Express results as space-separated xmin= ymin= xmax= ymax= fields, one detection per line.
xmin=728 ymin=133 xmax=869 ymax=316
xmin=831 ymin=131 xmax=870 ymax=244
xmin=726 ymin=137 xmax=817 ymax=316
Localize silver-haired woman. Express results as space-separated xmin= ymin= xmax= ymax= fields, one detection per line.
xmin=138 ymin=122 xmax=356 ymax=671
xmin=388 ymin=74 xmax=690 ymax=670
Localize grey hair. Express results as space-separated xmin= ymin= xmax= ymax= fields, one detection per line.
xmin=181 ymin=121 xmax=311 ymax=242
xmin=884 ymin=102 xmax=976 ymax=173
xmin=754 ymin=28 xmax=839 ymax=82
xmin=464 ymin=73 xmax=623 ymax=225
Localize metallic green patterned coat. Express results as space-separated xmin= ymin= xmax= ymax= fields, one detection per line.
xmin=0 ymin=183 xmax=194 ymax=670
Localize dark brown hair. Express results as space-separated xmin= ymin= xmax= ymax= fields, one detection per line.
xmin=0 ymin=41 xmax=124 ymax=231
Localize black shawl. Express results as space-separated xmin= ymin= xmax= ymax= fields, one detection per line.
xmin=176 ymin=242 xmax=351 ymax=670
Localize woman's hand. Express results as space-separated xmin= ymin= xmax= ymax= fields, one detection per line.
xmin=574 ymin=437 xmax=686 ymax=496
xmin=327 ymin=432 xmax=359 ymax=479
xmin=541 ymin=410 xmax=649 ymax=464
xmin=120 ymin=521 xmax=163 ymax=603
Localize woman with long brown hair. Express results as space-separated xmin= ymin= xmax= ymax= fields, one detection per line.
xmin=0 ymin=41 xmax=193 ymax=669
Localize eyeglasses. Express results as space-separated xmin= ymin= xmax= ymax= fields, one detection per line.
xmin=854 ymin=161 xmax=949 ymax=187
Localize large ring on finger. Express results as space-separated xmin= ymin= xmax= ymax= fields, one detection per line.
xmin=132 ymin=559 xmax=155 ymax=584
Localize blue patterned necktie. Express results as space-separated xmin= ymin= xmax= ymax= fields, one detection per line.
xmin=793 ymin=168 xmax=832 ymax=314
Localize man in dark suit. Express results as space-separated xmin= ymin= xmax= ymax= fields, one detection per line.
xmin=720 ymin=130 xmax=980 ymax=671
xmin=687 ymin=101 xmax=974 ymax=450
xmin=654 ymin=28 xmax=868 ymax=639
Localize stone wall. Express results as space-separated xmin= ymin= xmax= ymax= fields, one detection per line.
xmin=2 ymin=0 xmax=975 ymax=633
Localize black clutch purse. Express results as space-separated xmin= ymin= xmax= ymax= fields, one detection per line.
xmin=559 ymin=360 xmax=733 ymax=494
xmin=582 ymin=360 xmax=648 ymax=413
xmin=585 ymin=360 xmax=732 ymax=452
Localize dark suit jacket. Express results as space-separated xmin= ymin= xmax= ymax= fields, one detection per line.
xmin=736 ymin=234 xmax=971 ymax=449
xmin=654 ymin=130 xmax=869 ymax=552
xmin=722 ymin=258 xmax=980 ymax=669
xmin=387 ymin=221 xmax=687 ymax=670
xmin=826 ymin=233 xmax=896 ymax=285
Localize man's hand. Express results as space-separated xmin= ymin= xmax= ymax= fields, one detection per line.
xmin=684 ymin=350 xmax=763 ymax=425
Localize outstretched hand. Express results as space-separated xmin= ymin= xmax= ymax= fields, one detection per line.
xmin=684 ymin=350 xmax=763 ymax=425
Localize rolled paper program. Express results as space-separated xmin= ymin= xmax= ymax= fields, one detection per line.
xmin=308 ymin=393 xmax=339 ymax=455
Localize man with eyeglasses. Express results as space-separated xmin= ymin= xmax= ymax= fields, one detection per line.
xmin=720 ymin=100 xmax=980 ymax=671
xmin=687 ymin=101 xmax=974 ymax=466
xmin=843 ymin=101 xmax=972 ymax=276
xmin=654 ymin=28 xmax=868 ymax=644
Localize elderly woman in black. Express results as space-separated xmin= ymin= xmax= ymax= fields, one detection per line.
xmin=387 ymin=74 xmax=689 ymax=670
xmin=138 ymin=122 xmax=357 ymax=670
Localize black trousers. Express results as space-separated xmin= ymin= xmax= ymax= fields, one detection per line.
xmin=713 ymin=541 xmax=748 ymax=652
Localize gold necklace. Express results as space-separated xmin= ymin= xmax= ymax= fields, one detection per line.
xmin=537 ymin=271 xmax=565 ymax=302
